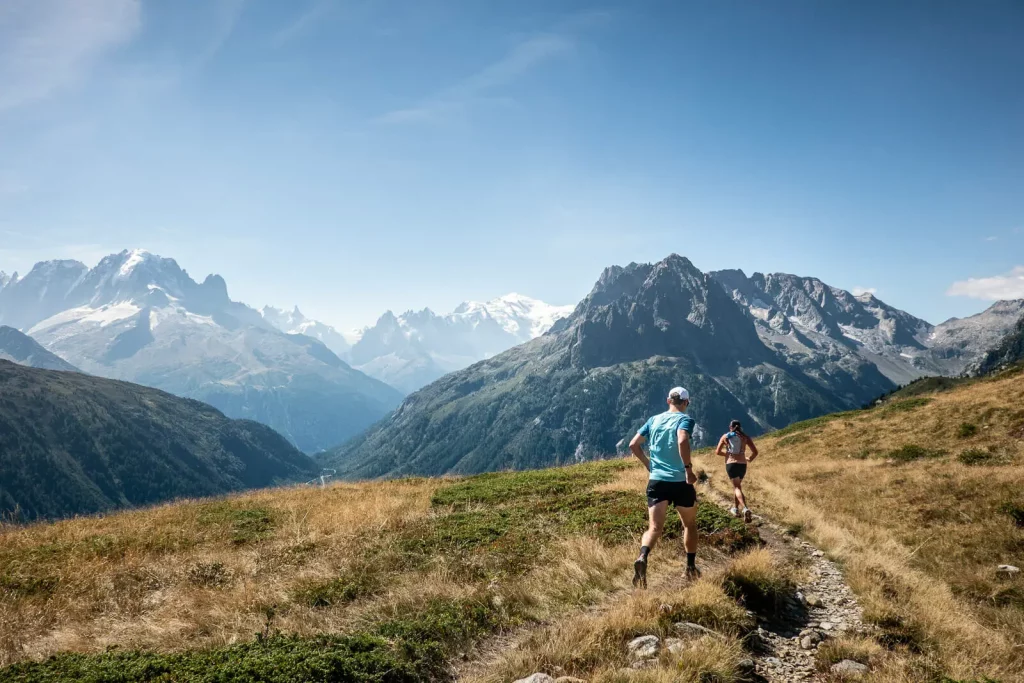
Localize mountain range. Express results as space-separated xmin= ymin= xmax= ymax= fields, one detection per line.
xmin=323 ymin=254 xmax=1024 ymax=479
xmin=261 ymin=294 xmax=573 ymax=393
xmin=0 ymin=250 xmax=401 ymax=452
xmin=0 ymin=359 xmax=317 ymax=520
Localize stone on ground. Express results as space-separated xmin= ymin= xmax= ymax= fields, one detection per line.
xmin=805 ymin=594 xmax=824 ymax=607
xmin=554 ymin=678 xmax=587 ymax=683
xmin=626 ymin=635 xmax=660 ymax=660
xmin=996 ymin=564 xmax=1020 ymax=578
xmin=514 ymin=675 xmax=555 ymax=683
xmin=831 ymin=659 xmax=870 ymax=677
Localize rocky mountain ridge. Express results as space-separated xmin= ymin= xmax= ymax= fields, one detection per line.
xmin=0 ymin=250 xmax=401 ymax=452
xmin=324 ymin=254 xmax=1024 ymax=479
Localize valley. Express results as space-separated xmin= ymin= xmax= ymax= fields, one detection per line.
xmin=1 ymin=361 xmax=1021 ymax=681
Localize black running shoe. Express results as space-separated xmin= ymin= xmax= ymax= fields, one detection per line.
xmin=685 ymin=565 xmax=701 ymax=581
xmin=633 ymin=556 xmax=648 ymax=589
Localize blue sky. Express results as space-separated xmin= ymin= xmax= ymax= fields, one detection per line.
xmin=1 ymin=0 xmax=1022 ymax=329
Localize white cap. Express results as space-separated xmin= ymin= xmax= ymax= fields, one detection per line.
xmin=668 ymin=386 xmax=689 ymax=401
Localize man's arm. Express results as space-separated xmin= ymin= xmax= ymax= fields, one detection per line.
xmin=629 ymin=433 xmax=650 ymax=471
xmin=715 ymin=435 xmax=729 ymax=457
xmin=678 ymin=429 xmax=696 ymax=484
xmin=745 ymin=434 xmax=759 ymax=460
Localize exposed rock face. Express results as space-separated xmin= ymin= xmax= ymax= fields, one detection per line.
xmin=325 ymin=255 xmax=852 ymax=478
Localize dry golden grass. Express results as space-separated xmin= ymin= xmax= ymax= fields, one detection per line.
xmin=694 ymin=370 xmax=1024 ymax=681
xmin=466 ymin=562 xmax=754 ymax=683
xmin=0 ymin=479 xmax=438 ymax=665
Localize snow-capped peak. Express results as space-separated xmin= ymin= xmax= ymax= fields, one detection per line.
xmin=118 ymin=248 xmax=154 ymax=279
xmin=451 ymin=293 xmax=573 ymax=339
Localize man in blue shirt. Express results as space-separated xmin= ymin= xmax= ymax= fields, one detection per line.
xmin=628 ymin=386 xmax=699 ymax=588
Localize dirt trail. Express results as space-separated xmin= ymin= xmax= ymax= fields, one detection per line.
xmin=702 ymin=484 xmax=870 ymax=682
xmin=459 ymin=483 xmax=871 ymax=682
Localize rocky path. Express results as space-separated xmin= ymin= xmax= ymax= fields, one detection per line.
xmin=702 ymin=480 xmax=871 ymax=682
xmin=747 ymin=520 xmax=870 ymax=681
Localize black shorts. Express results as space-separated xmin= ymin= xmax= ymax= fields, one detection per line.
xmin=726 ymin=463 xmax=747 ymax=480
xmin=646 ymin=479 xmax=696 ymax=509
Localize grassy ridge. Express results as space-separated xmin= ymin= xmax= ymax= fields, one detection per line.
xmin=696 ymin=367 xmax=1024 ymax=681
xmin=0 ymin=460 xmax=757 ymax=682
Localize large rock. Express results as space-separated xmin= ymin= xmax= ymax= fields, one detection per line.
xmin=514 ymin=675 xmax=555 ymax=683
xmin=626 ymin=635 xmax=660 ymax=660
xmin=831 ymin=659 xmax=870 ymax=677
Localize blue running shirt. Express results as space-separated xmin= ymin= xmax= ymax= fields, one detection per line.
xmin=638 ymin=411 xmax=696 ymax=482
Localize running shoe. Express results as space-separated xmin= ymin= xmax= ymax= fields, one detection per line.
xmin=743 ymin=507 xmax=753 ymax=523
xmin=729 ymin=507 xmax=739 ymax=518
xmin=685 ymin=565 xmax=701 ymax=581
xmin=632 ymin=556 xmax=648 ymax=589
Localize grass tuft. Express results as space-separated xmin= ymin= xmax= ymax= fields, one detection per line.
xmin=999 ymin=501 xmax=1024 ymax=528
xmin=293 ymin=573 xmax=380 ymax=608
xmin=883 ymin=444 xmax=945 ymax=463
xmin=956 ymin=422 xmax=978 ymax=439
xmin=721 ymin=549 xmax=796 ymax=616
xmin=957 ymin=448 xmax=996 ymax=466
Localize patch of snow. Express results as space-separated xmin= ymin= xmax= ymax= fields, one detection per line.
xmin=117 ymin=249 xmax=152 ymax=279
xmin=85 ymin=302 xmax=141 ymax=326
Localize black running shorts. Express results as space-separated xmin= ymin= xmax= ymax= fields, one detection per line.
xmin=646 ymin=479 xmax=696 ymax=509
xmin=725 ymin=463 xmax=747 ymax=480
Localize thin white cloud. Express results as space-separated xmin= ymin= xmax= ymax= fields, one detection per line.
xmin=985 ymin=236 xmax=998 ymax=242
xmin=378 ymin=33 xmax=574 ymax=125
xmin=947 ymin=266 xmax=1024 ymax=300
xmin=196 ymin=0 xmax=247 ymax=65
xmin=272 ymin=0 xmax=335 ymax=47
xmin=0 ymin=0 xmax=141 ymax=111
xmin=852 ymin=286 xmax=877 ymax=296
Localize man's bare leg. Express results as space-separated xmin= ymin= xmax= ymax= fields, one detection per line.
xmin=677 ymin=504 xmax=700 ymax=578
xmin=634 ymin=501 xmax=668 ymax=588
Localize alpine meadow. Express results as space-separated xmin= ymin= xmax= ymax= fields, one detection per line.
xmin=2 ymin=1 xmax=1023 ymax=682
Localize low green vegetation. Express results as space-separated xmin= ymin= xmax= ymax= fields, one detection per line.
xmin=768 ymin=409 xmax=865 ymax=439
xmin=0 ymin=596 xmax=512 ymax=683
xmin=884 ymin=444 xmax=946 ymax=463
xmin=198 ymin=502 xmax=277 ymax=545
xmin=956 ymin=422 xmax=979 ymax=438
xmin=293 ymin=573 xmax=380 ymax=609
xmin=406 ymin=464 xmax=758 ymax=579
xmin=957 ymin=448 xmax=997 ymax=466
xmin=999 ymin=501 xmax=1024 ymax=528
xmin=878 ymin=396 xmax=934 ymax=415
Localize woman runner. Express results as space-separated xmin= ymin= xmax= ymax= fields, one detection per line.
xmin=715 ymin=419 xmax=758 ymax=523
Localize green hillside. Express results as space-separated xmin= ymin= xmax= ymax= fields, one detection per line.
xmin=0 ymin=360 xmax=318 ymax=519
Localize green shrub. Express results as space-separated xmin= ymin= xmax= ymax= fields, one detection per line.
xmin=884 ymin=445 xmax=945 ymax=463
xmin=999 ymin=501 xmax=1024 ymax=527
xmin=956 ymin=422 xmax=978 ymax=438
xmin=198 ymin=503 xmax=277 ymax=544
xmin=294 ymin=573 xmax=379 ymax=608
xmin=0 ymin=632 xmax=440 ymax=683
xmin=882 ymin=397 xmax=933 ymax=414
xmin=957 ymin=448 xmax=995 ymax=466
xmin=0 ymin=573 xmax=59 ymax=597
